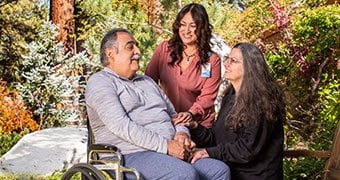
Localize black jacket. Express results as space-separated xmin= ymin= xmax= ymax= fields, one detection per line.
xmin=190 ymin=90 xmax=284 ymax=180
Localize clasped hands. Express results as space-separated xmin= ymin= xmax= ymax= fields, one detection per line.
xmin=167 ymin=112 xmax=208 ymax=163
xmin=167 ymin=131 xmax=195 ymax=161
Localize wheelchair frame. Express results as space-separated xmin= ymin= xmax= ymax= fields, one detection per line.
xmin=61 ymin=118 xmax=141 ymax=180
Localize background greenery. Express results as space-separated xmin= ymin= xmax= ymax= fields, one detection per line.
xmin=0 ymin=0 xmax=339 ymax=179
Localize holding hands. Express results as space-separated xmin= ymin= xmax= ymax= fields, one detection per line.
xmin=169 ymin=112 xmax=209 ymax=163
xmin=168 ymin=113 xmax=196 ymax=161
xmin=167 ymin=132 xmax=210 ymax=163
xmin=167 ymin=132 xmax=196 ymax=160
xmin=189 ymin=148 xmax=209 ymax=163
xmin=174 ymin=132 xmax=196 ymax=153
xmin=172 ymin=112 xmax=193 ymax=125
xmin=172 ymin=112 xmax=199 ymax=129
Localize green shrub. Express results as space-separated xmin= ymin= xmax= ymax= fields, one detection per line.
xmin=0 ymin=81 xmax=38 ymax=156
xmin=0 ymin=172 xmax=64 ymax=180
xmin=0 ymin=130 xmax=27 ymax=156
xmin=284 ymin=158 xmax=327 ymax=179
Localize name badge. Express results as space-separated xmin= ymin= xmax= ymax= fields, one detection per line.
xmin=201 ymin=63 xmax=211 ymax=78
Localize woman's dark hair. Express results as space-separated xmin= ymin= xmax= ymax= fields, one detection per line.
xmin=225 ymin=43 xmax=285 ymax=130
xmin=168 ymin=3 xmax=213 ymax=66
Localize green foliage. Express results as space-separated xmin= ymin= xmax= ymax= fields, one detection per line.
xmin=315 ymin=78 xmax=339 ymax=149
xmin=0 ymin=172 xmax=64 ymax=180
xmin=293 ymin=5 xmax=339 ymax=60
xmin=76 ymin=0 xmax=162 ymax=73
xmin=304 ymin=0 xmax=330 ymax=7
xmin=16 ymin=22 xmax=69 ymax=128
xmin=0 ymin=0 xmax=47 ymax=83
xmin=234 ymin=0 xmax=275 ymax=43
xmin=201 ymin=1 xmax=236 ymax=45
xmin=223 ymin=1 xmax=339 ymax=179
xmin=286 ymin=5 xmax=339 ymax=150
xmin=0 ymin=0 xmax=338 ymax=178
xmin=265 ymin=43 xmax=293 ymax=79
xmin=0 ymin=80 xmax=38 ymax=156
xmin=0 ymin=129 xmax=28 ymax=156
xmin=318 ymin=79 xmax=339 ymax=125
xmin=284 ymin=158 xmax=327 ymax=179
xmin=16 ymin=21 xmax=94 ymax=128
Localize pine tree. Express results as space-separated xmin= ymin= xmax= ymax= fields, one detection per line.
xmin=0 ymin=0 xmax=47 ymax=83
xmin=16 ymin=21 xmax=96 ymax=128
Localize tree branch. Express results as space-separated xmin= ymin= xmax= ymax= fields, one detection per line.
xmin=311 ymin=58 xmax=329 ymax=96
xmin=109 ymin=19 xmax=173 ymax=35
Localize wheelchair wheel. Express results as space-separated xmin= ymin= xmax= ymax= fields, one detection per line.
xmin=61 ymin=163 xmax=106 ymax=180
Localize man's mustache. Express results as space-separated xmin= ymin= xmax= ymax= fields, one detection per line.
xmin=131 ymin=54 xmax=141 ymax=61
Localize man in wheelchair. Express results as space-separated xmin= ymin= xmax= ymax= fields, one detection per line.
xmin=84 ymin=28 xmax=230 ymax=180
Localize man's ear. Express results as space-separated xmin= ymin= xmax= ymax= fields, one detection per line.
xmin=105 ymin=48 xmax=115 ymax=58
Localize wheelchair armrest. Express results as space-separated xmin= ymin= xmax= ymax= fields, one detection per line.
xmin=89 ymin=143 xmax=118 ymax=152
xmin=88 ymin=144 xmax=120 ymax=162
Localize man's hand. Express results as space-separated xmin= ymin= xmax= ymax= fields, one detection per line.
xmin=174 ymin=132 xmax=196 ymax=151
xmin=167 ymin=140 xmax=189 ymax=160
xmin=190 ymin=148 xmax=209 ymax=163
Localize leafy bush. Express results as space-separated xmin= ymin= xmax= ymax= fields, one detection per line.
xmin=0 ymin=172 xmax=64 ymax=180
xmin=0 ymin=0 xmax=338 ymax=179
xmin=284 ymin=158 xmax=327 ymax=179
xmin=0 ymin=130 xmax=24 ymax=156
xmin=0 ymin=81 xmax=38 ymax=156
xmin=0 ymin=81 xmax=38 ymax=135
xmin=223 ymin=1 xmax=339 ymax=179
xmin=265 ymin=3 xmax=339 ymax=180
xmin=283 ymin=4 xmax=339 ymax=149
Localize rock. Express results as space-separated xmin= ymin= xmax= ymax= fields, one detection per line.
xmin=0 ymin=127 xmax=88 ymax=176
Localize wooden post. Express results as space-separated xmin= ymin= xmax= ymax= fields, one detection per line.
xmin=323 ymin=122 xmax=340 ymax=180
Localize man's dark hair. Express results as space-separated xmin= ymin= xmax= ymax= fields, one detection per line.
xmin=100 ymin=28 xmax=131 ymax=66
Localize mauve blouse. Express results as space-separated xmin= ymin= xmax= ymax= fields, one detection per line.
xmin=145 ymin=41 xmax=221 ymax=127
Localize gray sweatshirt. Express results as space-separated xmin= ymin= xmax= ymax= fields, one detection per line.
xmin=85 ymin=67 xmax=189 ymax=155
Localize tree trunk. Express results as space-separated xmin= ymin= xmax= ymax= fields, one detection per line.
xmin=50 ymin=0 xmax=76 ymax=55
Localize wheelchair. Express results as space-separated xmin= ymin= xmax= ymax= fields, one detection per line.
xmin=62 ymin=119 xmax=141 ymax=180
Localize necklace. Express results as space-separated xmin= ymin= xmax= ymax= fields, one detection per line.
xmin=183 ymin=50 xmax=196 ymax=64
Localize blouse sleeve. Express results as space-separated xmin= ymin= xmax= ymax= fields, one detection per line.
xmin=189 ymin=53 xmax=221 ymax=115
xmin=190 ymin=124 xmax=217 ymax=147
xmin=206 ymin=120 xmax=276 ymax=164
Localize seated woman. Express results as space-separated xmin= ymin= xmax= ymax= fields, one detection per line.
xmin=174 ymin=42 xmax=285 ymax=179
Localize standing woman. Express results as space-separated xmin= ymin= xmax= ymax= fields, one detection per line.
xmin=175 ymin=43 xmax=285 ymax=179
xmin=145 ymin=3 xmax=221 ymax=128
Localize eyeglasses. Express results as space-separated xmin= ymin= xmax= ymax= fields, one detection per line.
xmin=223 ymin=56 xmax=241 ymax=64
